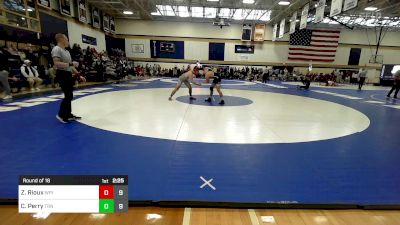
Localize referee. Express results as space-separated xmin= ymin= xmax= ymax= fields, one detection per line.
xmin=387 ymin=68 xmax=400 ymax=99
xmin=358 ymin=67 xmax=367 ymax=90
xmin=52 ymin=33 xmax=86 ymax=123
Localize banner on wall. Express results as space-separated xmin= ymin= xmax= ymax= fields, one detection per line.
xmin=92 ymin=7 xmax=100 ymax=29
xmin=289 ymin=11 xmax=297 ymax=34
xmin=253 ymin=24 xmax=265 ymax=42
xmin=235 ymin=45 xmax=254 ymax=54
xmin=209 ymin=42 xmax=225 ymax=61
xmin=82 ymin=34 xmax=97 ymax=45
xmin=315 ymin=0 xmax=326 ymax=23
xmin=241 ymin=24 xmax=252 ymax=41
xmin=300 ymin=3 xmax=309 ymax=30
xmin=279 ymin=19 xmax=285 ymax=38
xmin=330 ymin=0 xmax=344 ymax=16
xmin=60 ymin=0 xmax=72 ymax=16
xmin=37 ymin=0 xmax=51 ymax=9
xmin=343 ymin=0 xmax=358 ymax=11
xmin=272 ymin=23 xmax=277 ymax=41
xmin=77 ymin=0 xmax=87 ymax=23
xmin=103 ymin=13 xmax=110 ymax=32
xmin=110 ymin=16 xmax=115 ymax=34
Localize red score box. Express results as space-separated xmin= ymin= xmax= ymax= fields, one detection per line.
xmin=99 ymin=185 xmax=114 ymax=199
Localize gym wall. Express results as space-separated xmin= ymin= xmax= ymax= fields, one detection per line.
xmin=46 ymin=0 xmax=106 ymax=50
xmin=67 ymin=21 xmax=106 ymax=51
xmin=117 ymin=19 xmax=400 ymax=67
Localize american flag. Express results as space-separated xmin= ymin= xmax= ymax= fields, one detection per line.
xmin=288 ymin=29 xmax=340 ymax=62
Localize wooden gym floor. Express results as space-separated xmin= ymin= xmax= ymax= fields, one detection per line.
xmin=0 ymin=206 xmax=399 ymax=225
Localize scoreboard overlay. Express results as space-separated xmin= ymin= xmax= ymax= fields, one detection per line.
xmin=18 ymin=175 xmax=128 ymax=213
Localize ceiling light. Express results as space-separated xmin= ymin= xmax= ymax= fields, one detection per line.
xmin=278 ymin=1 xmax=290 ymax=5
xmin=123 ymin=11 xmax=133 ymax=15
xmin=27 ymin=8 xmax=33 ymax=11
xmin=364 ymin=7 xmax=378 ymax=11
xmin=243 ymin=0 xmax=255 ymax=4
xmin=151 ymin=11 xmax=161 ymax=16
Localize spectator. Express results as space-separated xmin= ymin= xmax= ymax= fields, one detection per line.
xmin=25 ymin=43 xmax=38 ymax=66
xmin=21 ymin=59 xmax=42 ymax=91
xmin=84 ymin=46 xmax=93 ymax=66
xmin=71 ymin=44 xmax=83 ymax=61
xmin=94 ymin=59 xmax=105 ymax=81
xmin=7 ymin=44 xmax=19 ymax=56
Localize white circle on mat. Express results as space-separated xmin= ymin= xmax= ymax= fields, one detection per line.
xmin=160 ymin=78 xmax=255 ymax=86
xmin=72 ymin=88 xmax=370 ymax=144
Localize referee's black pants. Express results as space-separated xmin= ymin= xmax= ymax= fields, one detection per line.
xmin=358 ymin=77 xmax=366 ymax=89
xmin=56 ymin=70 xmax=74 ymax=119
xmin=388 ymin=82 xmax=400 ymax=98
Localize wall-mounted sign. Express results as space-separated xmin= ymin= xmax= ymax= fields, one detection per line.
xmin=59 ymin=0 xmax=72 ymax=16
xmin=235 ymin=45 xmax=254 ymax=54
xmin=160 ymin=42 xmax=175 ymax=52
xmin=279 ymin=19 xmax=285 ymax=38
xmin=37 ymin=0 xmax=51 ymax=9
xmin=330 ymin=0 xmax=344 ymax=16
xmin=103 ymin=13 xmax=110 ymax=32
xmin=77 ymin=0 xmax=87 ymax=23
xmin=343 ymin=0 xmax=358 ymax=11
xmin=82 ymin=34 xmax=97 ymax=45
xmin=290 ymin=11 xmax=297 ymax=34
xmin=315 ymin=0 xmax=326 ymax=23
xmin=110 ymin=16 xmax=115 ymax=34
xmin=241 ymin=24 xmax=252 ymax=41
xmin=92 ymin=7 xmax=100 ymax=29
xmin=272 ymin=23 xmax=277 ymax=41
xmin=132 ymin=44 xmax=144 ymax=53
xmin=300 ymin=3 xmax=309 ymax=30
xmin=253 ymin=24 xmax=265 ymax=42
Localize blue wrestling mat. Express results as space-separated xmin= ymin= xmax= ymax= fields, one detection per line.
xmin=1 ymin=78 xmax=399 ymax=208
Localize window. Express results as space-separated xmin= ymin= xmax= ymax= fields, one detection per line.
xmin=218 ymin=8 xmax=232 ymax=18
xmin=191 ymin=7 xmax=203 ymax=18
xmin=175 ymin=6 xmax=189 ymax=17
xmin=204 ymin=7 xmax=216 ymax=18
xmin=3 ymin=0 xmax=25 ymax=15
xmin=0 ymin=0 xmax=40 ymax=31
xmin=151 ymin=5 xmax=271 ymax=22
xmin=5 ymin=12 xmax=28 ymax=28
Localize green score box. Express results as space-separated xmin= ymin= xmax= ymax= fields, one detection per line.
xmin=99 ymin=199 xmax=114 ymax=213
